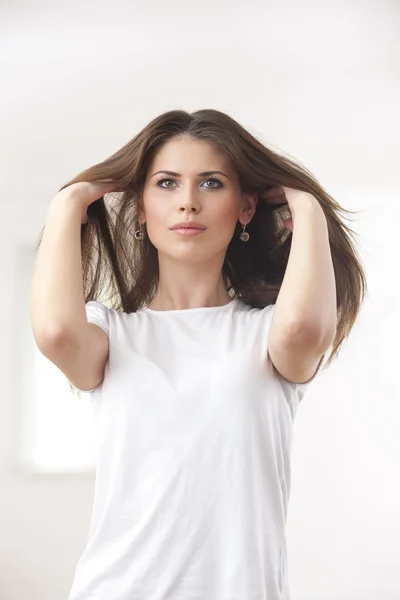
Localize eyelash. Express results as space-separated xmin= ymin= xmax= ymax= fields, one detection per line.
xmin=156 ymin=176 xmax=223 ymax=190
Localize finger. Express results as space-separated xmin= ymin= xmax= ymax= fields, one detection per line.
xmin=284 ymin=218 xmax=293 ymax=231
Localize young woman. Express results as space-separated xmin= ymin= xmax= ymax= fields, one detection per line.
xmin=31 ymin=109 xmax=366 ymax=600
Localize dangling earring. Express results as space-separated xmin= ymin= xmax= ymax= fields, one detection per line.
xmin=239 ymin=220 xmax=250 ymax=242
xmin=134 ymin=223 xmax=144 ymax=240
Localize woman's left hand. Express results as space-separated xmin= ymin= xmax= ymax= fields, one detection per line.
xmin=262 ymin=186 xmax=316 ymax=232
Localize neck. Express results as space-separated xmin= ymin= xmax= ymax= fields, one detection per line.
xmin=149 ymin=254 xmax=231 ymax=311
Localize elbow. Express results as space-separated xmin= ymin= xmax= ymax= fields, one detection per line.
xmin=286 ymin=319 xmax=336 ymax=351
xmin=33 ymin=326 xmax=76 ymax=356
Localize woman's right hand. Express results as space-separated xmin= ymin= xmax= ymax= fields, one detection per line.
xmin=54 ymin=180 xmax=118 ymax=224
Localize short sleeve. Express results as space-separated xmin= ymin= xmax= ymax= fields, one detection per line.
xmin=68 ymin=301 xmax=110 ymax=394
xmin=295 ymin=353 xmax=325 ymax=402
xmin=85 ymin=300 xmax=110 ymax=337
xmin=263 ymin=302 xmax=324 ymax=405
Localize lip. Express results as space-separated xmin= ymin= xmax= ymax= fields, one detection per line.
xmin=172 ymin=228 xmax=205 ymax=236
xmin=170 ymin=222 xmax=206 ymax=230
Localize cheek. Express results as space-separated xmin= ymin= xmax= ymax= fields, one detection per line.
xmin=143 ymin=202 xmax=174 ymax=250
xmin=213 ymin=203 xmax=240 ymax=232
xmin=143 ymin=200 xmax=168 ymax=229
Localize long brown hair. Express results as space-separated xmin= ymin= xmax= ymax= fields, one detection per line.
xmin=36 ymin=108 xmax=367 ymax=386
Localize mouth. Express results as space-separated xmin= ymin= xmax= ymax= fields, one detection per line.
xmin=170 ymin=226 xmax=206 ymax=231
xmin=170 ymin=227 xmax=206 ymax=236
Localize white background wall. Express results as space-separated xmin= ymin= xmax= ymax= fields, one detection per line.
xmin=1 ymin=1 xmax=399 ymax=598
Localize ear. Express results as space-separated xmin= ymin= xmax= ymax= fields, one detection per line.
xmin=136 ymin=199 xmax=146 ymax=225
xmin=240 ymin=191 xmax=258 ymax=223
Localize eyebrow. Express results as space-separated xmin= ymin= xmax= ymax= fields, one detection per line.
xmin=151 ymin=170 xmax=229 ymax=179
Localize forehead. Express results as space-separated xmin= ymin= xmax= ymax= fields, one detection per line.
xmin=149 ymin=137 xmax=232 ymax=174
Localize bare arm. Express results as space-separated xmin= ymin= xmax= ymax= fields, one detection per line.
xmin=31 ymin=194 xmax=89 ymax=344
xmin=266 ymin=188 xmax=337 ymax=384
xmin=30 ymin=191 xmax=109 ymax=391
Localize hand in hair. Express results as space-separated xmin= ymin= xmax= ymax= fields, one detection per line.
xmin=262 ymin=185 xmax=319 ymax=233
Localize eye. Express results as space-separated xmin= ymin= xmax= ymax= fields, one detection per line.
xmin=156 ymin=177 xmax=223 ymax=190
xmin=203 ymin=177 xmax=223 ymax=189
xmin=156 ymin=178 xmax=175 ymax=189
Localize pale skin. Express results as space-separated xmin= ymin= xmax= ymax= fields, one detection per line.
xmin=138 ymin=136 xmax=337 ymax=385
xmin=139 ymin=136 xmax=256 ymax=311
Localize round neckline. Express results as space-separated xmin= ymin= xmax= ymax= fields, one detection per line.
xmin=141 ymin=298 xmax=238 ymax=314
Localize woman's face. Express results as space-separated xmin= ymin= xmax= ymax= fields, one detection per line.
xmin=140 ymin=136 xmax=256 ymax=264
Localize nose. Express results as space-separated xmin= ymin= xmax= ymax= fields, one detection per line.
xmin=180 ymin=205 xmax=198 ymax=213
xmin=177 ymin=191 xmax=200 ymax=213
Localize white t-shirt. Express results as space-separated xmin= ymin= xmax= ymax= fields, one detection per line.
xmin=67 ymin=297 xmax=316 ymax=600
